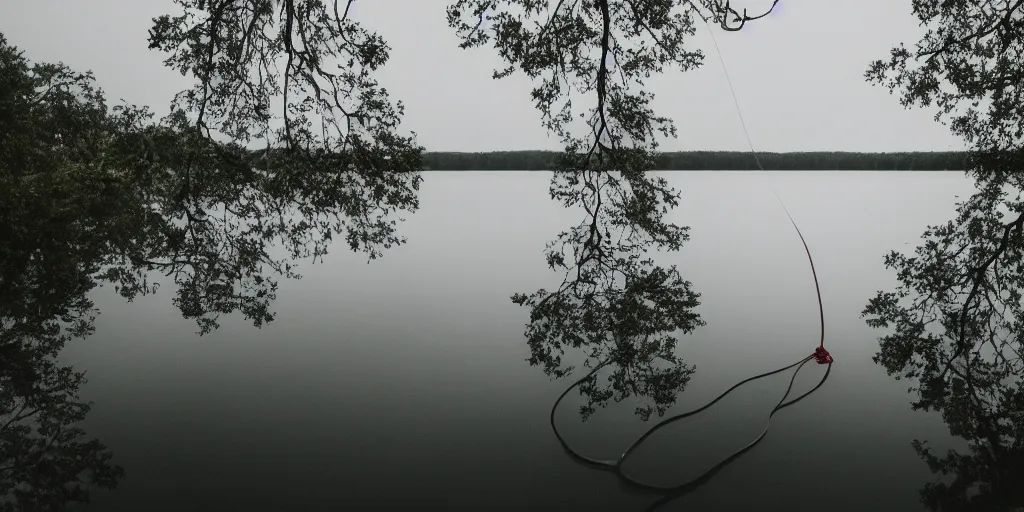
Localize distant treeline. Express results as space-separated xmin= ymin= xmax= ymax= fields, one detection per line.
xmin=421 ymin=150 xmax=969 ymax=171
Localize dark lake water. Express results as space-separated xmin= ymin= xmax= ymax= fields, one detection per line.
xmin=60 ymin=171 xmax=979 ymax=511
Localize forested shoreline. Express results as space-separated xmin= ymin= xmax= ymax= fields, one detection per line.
xmin=422 ymin=150 xmax=968 ymax=170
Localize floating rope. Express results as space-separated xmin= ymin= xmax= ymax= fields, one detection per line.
xmin=547 ymin=8 xmax=833 ymax=504
xmin=550 ymin=353 xmax=831 ymax=491
xmin=549 ymin=211 xmax=833 ymax=497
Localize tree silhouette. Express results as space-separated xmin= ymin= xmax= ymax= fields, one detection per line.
xmin=448 ymin=0 xmax=775 ymax=419
xmin=0 ymin=34 xmax=126 ymax=509
xmin=863 ymin=1 xmax=1023 ymax=509
xmin=142 ymin=0 xmax=425 ymax=334
xmin=908 ymin=356 xmax=1022 ymax=512
xmin=863 ymin=0 xmax=1023 ymax=413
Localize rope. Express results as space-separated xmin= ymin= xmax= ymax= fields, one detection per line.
xmin=705 ymin=24 xmax=764 ymax=172
xmin=702 ymin=12 xmax=831 ymax=363
xmin=545 ymin=10 xmax=834 ymax=505
xmin=550 ymin=354 xmax=831 ymax=492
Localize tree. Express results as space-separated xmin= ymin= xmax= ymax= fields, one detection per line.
xmin=0 ymin=33 xmax=128 ymax=509
xmin=862 ymin=1 xmax=1023 ymax=508
xmin=447 ymin=0 xmax=778 ymax=419
xmin=1 ymin=8 xmax=421 ymax=502
xmin=863 ymin=0 xmax=1024 ymax=409
xmin=138 ymin=0 xmax=425 ymax=334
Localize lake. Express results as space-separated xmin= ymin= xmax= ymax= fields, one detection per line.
xmin=61 ymin=171 xmax=979 ymax=511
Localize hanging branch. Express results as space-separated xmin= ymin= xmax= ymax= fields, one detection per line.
xmin=448 ymin=0 xmax=775 ymax=420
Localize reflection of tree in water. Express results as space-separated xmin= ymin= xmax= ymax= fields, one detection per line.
xmin=1 ymin=343 xmax=125 ymax=510
xmin=910 ymin=376 xmax=1024 ymax=511
xmin=863 ymin=170 xmax=1024 ymax=512
xmin=511 ymin=170 xmax=704 ymax=422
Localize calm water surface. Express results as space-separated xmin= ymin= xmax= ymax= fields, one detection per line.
xmin=63 ymin=171 xmax=978 ymax=511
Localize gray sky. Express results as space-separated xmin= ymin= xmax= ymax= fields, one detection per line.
xmin=0 ymin=0 xmax=965 ymax=152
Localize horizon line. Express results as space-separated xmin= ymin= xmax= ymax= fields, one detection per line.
xmin=420 ymin=149 xmax=968 ymax=154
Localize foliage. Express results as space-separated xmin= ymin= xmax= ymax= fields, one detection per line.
xmin=448 ymin=0 xmax=776 ymax=420
xmin=0 ymin=342 xmax=126 ymax=512
xmin=138 ymin=0 xmax=424 ymax=334
xmin=2 ymin=0 xmax=427 ymax=500
xmin=5 ymin=0 xmax=430 ymax=334
xmin=0 ymin=33 xmax=126 ymax=508
xmin=863 ymin=1 xmax=1024 ymax=509
xmin=510 ymin=170 xmax=704 ymax=420
xmin=421 ymin=150 xmax=970 ymax=170
xmin=863 ymin=0 xmax=1024 ymax=412
xmin=865 ymin=0 xmax=1023 ymax=152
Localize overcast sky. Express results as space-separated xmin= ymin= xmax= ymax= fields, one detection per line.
xmin=0 ymin=0 xmax=965 ymax=152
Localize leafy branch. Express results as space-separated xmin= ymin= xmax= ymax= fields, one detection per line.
xmin=449 ymin=0 xmax=775 ymax=420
